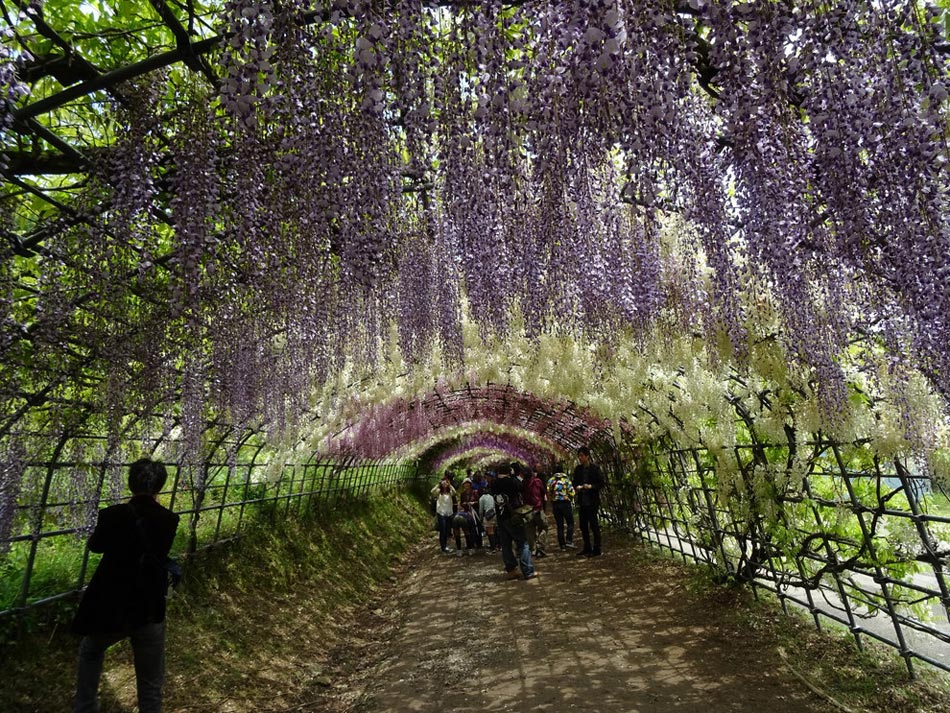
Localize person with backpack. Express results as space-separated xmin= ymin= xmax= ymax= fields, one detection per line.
xmin=492 ymin=463 xmax=537 ymax=581
xmin=72 ymin=458 xmax=181 ymax=713
xmin=547 ymin=464 xmax=576 ymax=550
xmin=572 ymin=446 xmax=604 ymax=557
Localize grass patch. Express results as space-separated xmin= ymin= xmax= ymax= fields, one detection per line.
xmin=0 ymin=485 xmax=432 ymax=713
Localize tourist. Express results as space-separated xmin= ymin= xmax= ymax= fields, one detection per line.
xmin=473 ymin=469 xmax=489 ymax=497
xmin=432 ymin=475 xmax=457 ymax=553
xmin=492 ymin=463 xmax=536 ymax=580
xmin=572 ymin=446 xmax=604 ymax=557
xmin=478 ymin=486 xmax=498 ymax=552
xmin=453 ymin=478 xmax=479 ymax=555
xmin=72 ymin=458 xmax=181 ymax=713
xmin=547 ymin=464 xmax=576 ymax=550
xmin=522 ymin=467 xmax=548 ymax=558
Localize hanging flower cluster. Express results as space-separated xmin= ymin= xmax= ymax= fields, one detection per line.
xmin=215 ymin=0 xmax=950 ymax=407
xmin=0 ymin=438 xmax=25 ymax=554
xmin=3 ymin=0 xmax=950 ymax=532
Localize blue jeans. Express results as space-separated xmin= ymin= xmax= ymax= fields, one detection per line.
xmin=436 ymin=514 xmax=453 ymax=550
xmin=75 ymin=621 xmax=166 ymax=713
xmin=498 ymin=517 xmax=534 ymax=578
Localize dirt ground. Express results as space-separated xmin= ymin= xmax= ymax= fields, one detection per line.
xmin=311 ymin=533 xmax=832 ymax=713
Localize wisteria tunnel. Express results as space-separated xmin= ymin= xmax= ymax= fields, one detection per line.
xmin=4 ymin=0 xmax=950 ymax=691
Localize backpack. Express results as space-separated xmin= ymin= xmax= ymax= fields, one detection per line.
xmin=493 ymin=492 xmax=510 ymax=519
xmin=494 ymin=491 xmax=526 ymax=521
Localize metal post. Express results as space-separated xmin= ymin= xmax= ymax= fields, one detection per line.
xmin=894 ymin=458 xmax=950 ymax=626
xmin=832 ymin=443 xmax=915 ymax=678
xmin=19 ymin=434 xmax=69 ymax=609
xmin=691 ymin=448 xmax=731 ymax=573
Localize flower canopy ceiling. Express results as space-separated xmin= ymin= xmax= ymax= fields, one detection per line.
xmin=324 ymin=382 xmax=609 ymax=461
xmin=2 ymin=0 xmax=950 ymax=466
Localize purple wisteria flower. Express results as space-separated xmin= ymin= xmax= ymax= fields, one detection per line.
xmin=3 ymin=0 xmax=950 ymax=543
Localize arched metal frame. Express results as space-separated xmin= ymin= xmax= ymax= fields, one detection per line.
xmin=4 ymin=379 xmax=950 ymax=680
xmin=328 ymin=382 xmax=613 ymax=460
xmin=1 ymin=0 xmax=949 ymax=685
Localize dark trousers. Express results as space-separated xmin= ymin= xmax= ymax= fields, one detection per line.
xmin=578 ymin=504 xmax=601 ymax=553
xmin=552 ymin=500 xmax=575 ymax=547
xmin=525 ymin=510 xmax=547 ymax=554
xmin=436 ymin=514 xmax=453 ymax=550
xmin=472 ymin=517 xmax=484 ymax=549
xmin=453 ymin=518 xmax=475 ymax=550
xmin=75 ymin=622 xmax=165 ymax=713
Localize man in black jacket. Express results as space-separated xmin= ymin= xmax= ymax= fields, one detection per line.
xmin=72 ymin=458 xmax=180 ymax=713
xmin=492 ymin=463 xmax=537 ymax=580
xmin=572 ymin=446 xmax=604 ymax=557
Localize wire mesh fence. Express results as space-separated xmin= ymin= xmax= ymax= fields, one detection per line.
xmin=600 ymin=436 xmax=950 ymax=677
xmin=8 ymin=412 xmax=950 ymax=681
xmin=0 ymin=428 xmax=424 ymax=618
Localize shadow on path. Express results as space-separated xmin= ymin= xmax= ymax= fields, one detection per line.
xmin=343 ymin=535 xmax=825 ymax=713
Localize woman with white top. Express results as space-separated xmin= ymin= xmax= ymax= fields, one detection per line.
xmin=431 ymin=475 xmax=457 ymax=553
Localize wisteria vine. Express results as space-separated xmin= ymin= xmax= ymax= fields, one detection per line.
xmin=3 ymin=0 xmax=950 ymax=537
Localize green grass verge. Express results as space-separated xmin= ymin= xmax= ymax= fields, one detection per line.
xmin=0 ymin=484 xmax=433 ymax=713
